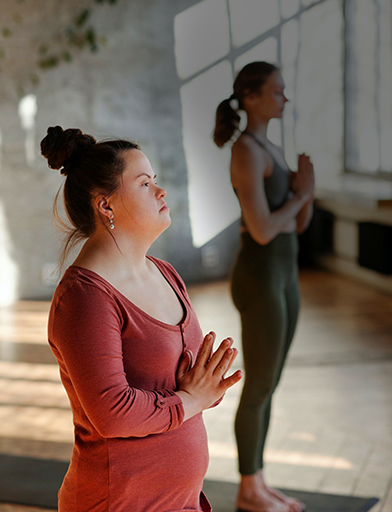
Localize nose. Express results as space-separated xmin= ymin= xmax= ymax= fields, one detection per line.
xmin=156 ymin=185 xmax=166 ymax=199
xmin=283 ymin=95 xmax=289 ymax=103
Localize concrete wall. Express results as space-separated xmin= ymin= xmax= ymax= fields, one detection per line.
xmin=0 ymin=0 xmax=241 ymax=301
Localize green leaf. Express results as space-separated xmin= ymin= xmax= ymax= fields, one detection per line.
xmin=30 ymin=73 xmax=40 ymax=86
xmin=75 ymin=9 xmax=90 ymax=28
xmin=38 ymin=56 xmax=59 ymax=69
xmin=62 ymin=51 xmax=73 ymax=62
xmin=13 ymin=13 xmax=23 ymax=24
xmin=38 ymin=43 xmax=49 ymax=56
xmin=2 ymin=28 xmax=12 ymax=38
xmin=86 ymin=28 xmax=98 ymax=51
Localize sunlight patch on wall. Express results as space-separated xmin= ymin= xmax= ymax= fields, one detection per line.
xmin=228 ymin=0 xmax=280 ymax=47
xmin=0 ymin=210 xmax=18 ymax=305
xmin=0 ymin=126 xmax=18 ymax=307
xmin=18 ymin=94 xmax=38 ymax=167
xmin=174 ymin=0 xmax=230 ymax=80
xmin=180 ymin=61 xmax=240 ymax=248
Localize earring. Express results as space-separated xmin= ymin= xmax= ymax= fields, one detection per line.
xmin=109 ymin=217 xmax=114 ymax=230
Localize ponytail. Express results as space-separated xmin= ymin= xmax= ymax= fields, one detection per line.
xmin=213 ymin=95 xmax=241 ymax=148
xmin=213 ymin=61 xmax=279 ymax=148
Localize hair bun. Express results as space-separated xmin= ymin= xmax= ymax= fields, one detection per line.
xmin=40 ymin=126 xmax=96 ymax=174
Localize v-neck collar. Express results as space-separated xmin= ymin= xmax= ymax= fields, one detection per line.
xmin=67 ymin=256 xmax=189 ymax=331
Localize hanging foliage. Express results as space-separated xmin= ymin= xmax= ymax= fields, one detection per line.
xmin=0 ymin=0 xmax=119 ymax=95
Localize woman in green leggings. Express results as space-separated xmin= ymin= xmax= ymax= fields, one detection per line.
xmin=213 ymin=62 xmax=314 ymax=512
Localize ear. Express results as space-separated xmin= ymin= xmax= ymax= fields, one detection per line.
xmin=95 ymin=195 xmax=113 ymax=220
xmin=246 ymin=90 xmax=261 ymax=102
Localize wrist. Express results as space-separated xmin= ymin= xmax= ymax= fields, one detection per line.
xmin=294 ymin=191 xmax=309 ymax=206
xmin=174 ymin=390 xmax=203 ymax=421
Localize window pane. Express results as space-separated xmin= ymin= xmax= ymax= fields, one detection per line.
xmin=180 ymin=61 xmax=240 ymax=248
xmin=280 ymin=0 xmax=300 ymax=19
xmin=174 ymin=0 xmax=230 ymax=79
xmin=282 ymin=0 xmax=344 ymax=186
xmin=345 ymin=0 xmax=392 ymax=174
xmin=378 ymin=0 xmax=392 ymax=171
xmin=234 ymin=37 xmax=278 ymax=72
xmin=228 ymin=0 xmax=279 ymax=47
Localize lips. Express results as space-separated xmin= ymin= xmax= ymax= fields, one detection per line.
xmin=159 ymin=202 xmax=169 ymax=212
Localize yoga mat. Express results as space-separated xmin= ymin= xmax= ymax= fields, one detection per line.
xmin=0 ymin=454 xmax=379 ymax=511
xmin=203 ymin=479 xmax=379 ymax=512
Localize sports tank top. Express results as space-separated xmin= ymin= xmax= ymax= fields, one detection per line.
xmin=234 ymin=131 xmax=291 ymax=228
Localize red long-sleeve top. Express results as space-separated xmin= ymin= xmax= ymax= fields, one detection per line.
xmin=48 ymin=257 xmax=212 ymax=512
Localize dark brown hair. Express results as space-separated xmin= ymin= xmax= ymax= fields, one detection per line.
xmin=213 ymin=61 xmax=279 ymax=147
xmin=40 ymin=126 xmax=139 ymax=267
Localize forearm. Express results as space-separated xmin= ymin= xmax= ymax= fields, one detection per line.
xmin=296 ymin=199 xmax=314 ymax=234
xmin=248 ymin=194 xmax=307 ymax=245
xmin=174 ymin=390 xmax=202 ymax=422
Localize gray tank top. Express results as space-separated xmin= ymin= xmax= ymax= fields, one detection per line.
xmin=235 ymin=131 xmax=290 ymax=228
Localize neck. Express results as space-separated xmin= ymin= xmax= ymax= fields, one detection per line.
xmin=74 ymin=229 xmax=156 ymax=279
xmin=245 ymin=112 xmax=270 ymax=140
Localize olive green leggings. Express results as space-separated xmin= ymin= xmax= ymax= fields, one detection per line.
xmin=231 ymin=232 xmax=300 ymax=475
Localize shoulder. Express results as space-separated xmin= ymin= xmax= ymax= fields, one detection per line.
xmin=49 ymin=267 xmax=123 ymax=342
xmin=147 ymin=256 xmax=187 ymax=294
xmin=231 ymin=134 xmax=272 ymax=179
xmin=51 ymin=267 xmax=120 ymax=315
xmin=232 ymin=133 xmax=256 ymax=155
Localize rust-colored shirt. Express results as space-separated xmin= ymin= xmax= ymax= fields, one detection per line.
xmin=48 ymin=257 xmax=211 ymax=512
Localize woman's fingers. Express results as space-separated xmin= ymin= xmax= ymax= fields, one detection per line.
xmin=187 ymin=349 xmax=194 ymax=370
xmin=213 ymin=346 xmax=238 ymax=377
xmin=221 ymin=369 xmax=243 ymax=391
xmin=223 ymin=347 xmax=238 ymax=377
xmin=176 ymin=349 xmax=193 ymax=380
xmin=195 ymin=332 xmax=216 ymax=368
xmin=208 ymin=337 xmax=233 ymax=369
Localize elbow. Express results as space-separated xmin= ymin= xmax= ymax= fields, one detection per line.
xmin=250 ymin=227 xmax=274 ymax=246
xmin=93 ymin=418 xmax=148 ymax=439
xmin=92 ymin=417 xmax=131 ymax=439
xmin=297 ymin=220 xmax=311 ymax=235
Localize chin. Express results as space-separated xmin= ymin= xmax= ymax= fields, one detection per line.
xmin=161 ymin=216 xmax=172 ymax=231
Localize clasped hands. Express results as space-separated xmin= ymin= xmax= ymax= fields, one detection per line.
xmin=290 ymin=153 xmax=315 ymax=204
xmin=175 ymin=332 xmax=242 ymax=419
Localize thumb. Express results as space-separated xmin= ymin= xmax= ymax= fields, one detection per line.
xmin=176 ymin=349 xmax=193 ymax=380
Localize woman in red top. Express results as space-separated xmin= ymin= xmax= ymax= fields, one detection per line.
xmin=41 ymin=126 xmax=242 ymax=512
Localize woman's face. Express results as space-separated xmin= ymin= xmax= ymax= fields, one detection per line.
xmin=109 ymin=149 xmax=171 ymax=238
xmin=247 ymin=70 xmax=288 ymax=119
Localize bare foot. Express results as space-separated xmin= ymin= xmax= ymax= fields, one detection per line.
xmin=237 ymin=475 xmax=290 ymax=512
xmin=256 ymin=470 xmax=305 ymax=512
xmin=268 ymin=487 xmax=305 ymax=512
